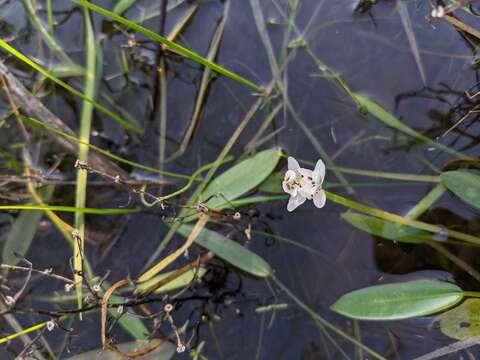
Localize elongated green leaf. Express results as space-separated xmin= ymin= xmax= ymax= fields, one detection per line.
xmin=3 ymin=210 xmax=44 ymax=265
xmin=0 ymin=40 xmax=142 ymax=133
xmin=201 ymin=148 xmax=281 ymax=208
xmin=342 ymin=212 xmax=431 ymax=244
xmin=3 ymin=186 xmax=54 ymax=265
xmin=67 ymin=339 xmax=175 ymax=360
xmin=331 ymin=280 xmax=464 ymax=320
xmin=72 ymin=0 xmax=262 ymax=92
xmin=352 ymin=93 xmax=466 ymax=159
xmin=177 ymin=225 xmax=271 ymax=277
xmin=441 ymin=171 xmax=480 ymax=209
xmin=437 ymin=299 xmax=480 ymax=340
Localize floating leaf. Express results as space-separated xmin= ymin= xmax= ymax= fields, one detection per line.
xmin=331 ymin=280 xmax=464 ymax=320
xmin=201 ymin=148 xmax=281 ymax=208
xmin=342 ymin=212 xmax=431 ymax=243
xmin=437 ymin=299 xmax=480 ymax=340
xmin=66 ymin=339 xmax=175 ymax=360
xmin=441 ymin=170 xmax=480 ymax=209
xmin=177 ymin=225 xmax=271 ymax=277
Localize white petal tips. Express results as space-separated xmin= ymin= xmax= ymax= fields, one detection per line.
xmin=287 ymin=194 xmax=306 ymax=212
xmin=313 ymin=189 xmax=326 ymax=209
xmin=287 ymin=157 xmax=300 ymax=171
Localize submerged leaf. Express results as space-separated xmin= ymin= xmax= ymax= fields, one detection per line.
xmin=2 ymin=210 xmax=44 ymax=265
xmin=342 ymin=212 xmax=431 ymax=243
xmin=441 ymin=170 xmax=480 ymax=209
xmin=67 ymin=339 xmax=175 ymax=360
xmin=352 ymin=93 xmax=464 ymax=159
xmin=437 ymin=299 xmax=480 ymax=340
xmin=331 ymin=280 xmax=464 ymax=320
xmin=177 ymin=225 xmax=272 ymax=277
xmin=3 ymin=186 xmax=54 ymax=265
xmin=201 ymin=148 xmax=281 ymax=208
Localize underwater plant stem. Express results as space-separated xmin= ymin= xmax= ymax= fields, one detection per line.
xmin=140 ymin=156 xmax=234 ymax=206
xmin=271 ymin=274 xmax=386 ymax=360
xmin=72 ymin=0 xmax=263 ymax=92
xmin=426 ymin=241 xmax=480 ymax=283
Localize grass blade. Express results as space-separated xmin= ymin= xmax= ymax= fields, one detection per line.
xmin=0 ymin=40 xmax=142 ymax=133
xmin=73 ymin=6 xmax=96 ymax=314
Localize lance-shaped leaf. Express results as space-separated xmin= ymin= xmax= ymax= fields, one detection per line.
xmin=201 ymin=148 xmax=281 ymax=208
xmin=177 ymin=225 xmax=271 ymax=277
xmin=441 ymin=170 xmax=480 ymax=209
xmin=331 ymin=280 xmax=464 ymax=321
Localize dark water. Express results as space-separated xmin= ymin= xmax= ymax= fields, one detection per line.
xmin=1 ymin=0 xmax=480 ymax=359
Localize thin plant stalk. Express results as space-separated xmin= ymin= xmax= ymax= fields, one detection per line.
xmin=74 ymin=6 xmax=96 ymax=314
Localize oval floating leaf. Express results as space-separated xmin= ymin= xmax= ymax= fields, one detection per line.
xmin=201 ymin=148 xmax=281 ymax=208
xmin=342 ymin=212 xmax=431 ymax=244
xmin=437 ymin=298 xmax=480 ymax=340
xmin=177 ymin=225 xmax=272 ymax=277
xmin=331 ymin=280 xmax=464 ymax=320
xmin=441 ymin=171 xmax=480 ymax=209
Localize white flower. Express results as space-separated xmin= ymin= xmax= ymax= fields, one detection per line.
xmin=282 ymin=156 xmax=326 ymax=212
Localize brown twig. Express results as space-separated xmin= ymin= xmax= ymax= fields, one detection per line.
xmin=0 ymin=61 xmax=130 ymax=178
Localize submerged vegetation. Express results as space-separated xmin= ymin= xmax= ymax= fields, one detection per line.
xmin=0 ymin=0 xmax=480 ymax=359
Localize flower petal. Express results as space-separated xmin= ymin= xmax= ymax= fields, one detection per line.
xmin=288 ymin=157 xmax=300 ymax=171
xmin=298 ymin=182 xmax=316 ymax=199
xmin=298 ymin=168 xmax=313 ymax=178
xmin=313 ymin=189 xmax=326 ymax=209
xmin=287 ymin=194 xmax=306 ymax=212
xmin=314 ymin=159 xmax=326 ymax=184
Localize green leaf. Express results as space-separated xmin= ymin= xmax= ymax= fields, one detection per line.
xmin=258 ymin=171 xmax=284 ymax=193
xmin=437 ymin=298 xmax=480 ymax=340
xmin=331 ymin=280 xmax=464 ymax=320
xmin=201 ymin=148 xmax=281 ymax=208
xmin=441 ymin=170 xmax=480 ymax=209
xmin=342 ymin=212 xmax=431 ymax=244
xmin=177 ymin=225 xmax=272 ymax=277
xmin=2 ymin=210 xmax=44 ymax=265
xmin=66 ymin=339 xmax=175 ymax=360
xmin=3 ymin=186 xmax=54 ymax=265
